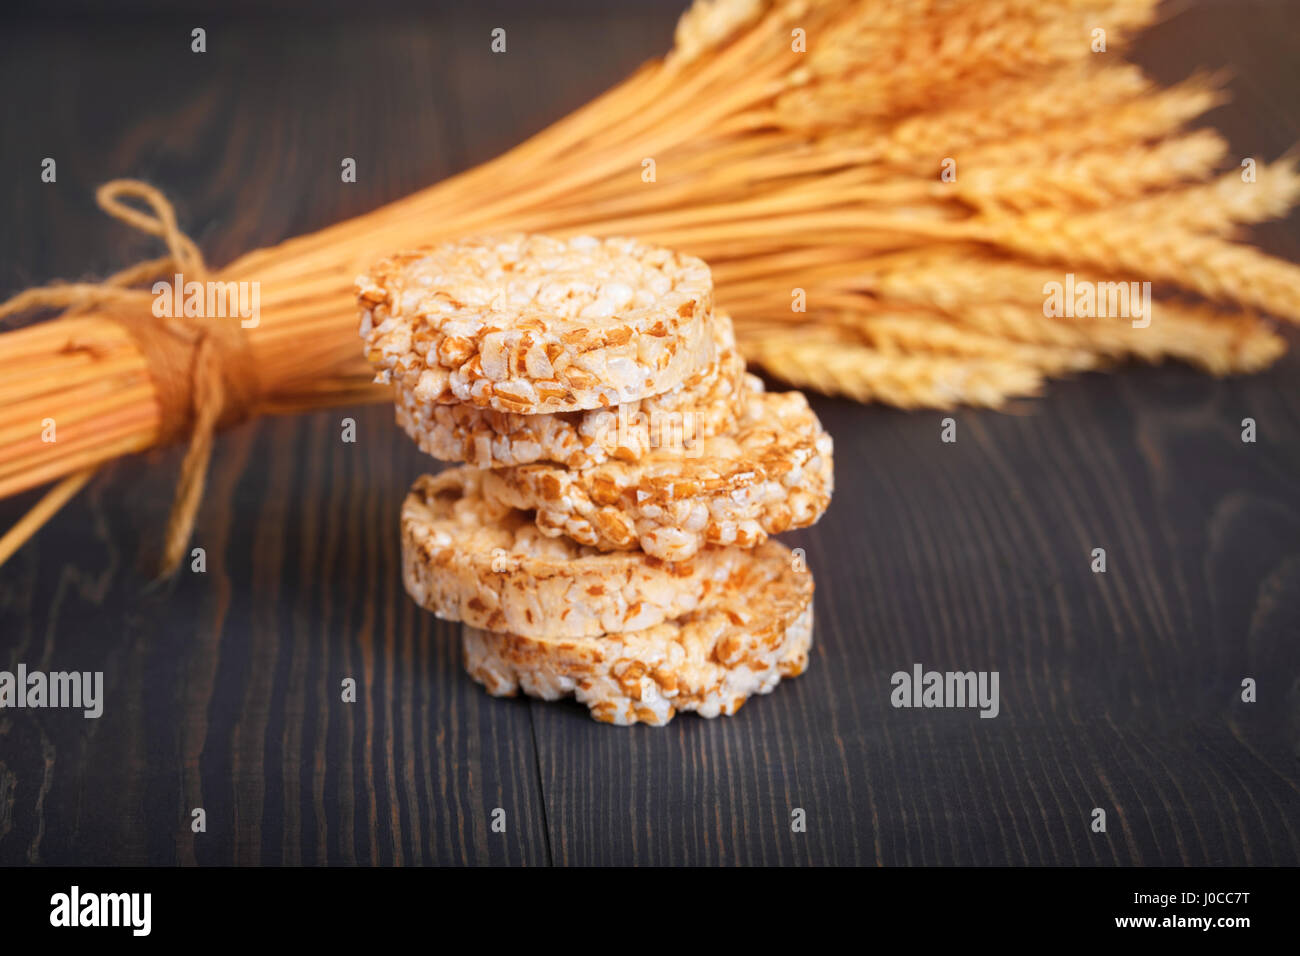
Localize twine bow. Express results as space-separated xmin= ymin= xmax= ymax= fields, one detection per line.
xmin=0 ymin=180 xmax=259 ymax=576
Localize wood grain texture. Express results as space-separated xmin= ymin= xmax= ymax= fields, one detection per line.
xmin=1 ymin=1 xmax=1298 ymax=866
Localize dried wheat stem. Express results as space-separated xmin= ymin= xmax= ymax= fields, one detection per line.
xmin=949 ymin=301 xmax=1285 ymax=374
xmin=847 ymin=313 xmax=1101 ymax=374
xmin=954 ymin=131 xmax=1228 ymax=212
xmin=741 ymin=328 xmax=1047 ymax=407
xmin=959 ymin=77 xmax=1226 ymax=168
xmin=0 ymin=468 xmax=95 ymax=567
xmin=984 ymin=213 xmax=1300 ymax=322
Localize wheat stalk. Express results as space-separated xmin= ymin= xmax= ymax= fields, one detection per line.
xmin=1 ymin=0 xmax=1298 ymax=564
xmin=954 ymin=131 xmax=1229 ymax=212
xmin=983 ymin=209 xmax=1300 ymax=322
xmin=956 ymin=76 xmax=1228 ymax=168
xmin=741 ymin=328 xmax=1047 ymax=408
xmin=950 ymin=301 xmax=1286 ymax=374
xmin=847 ymin=313 xmax=1101 ymax=374
xmin=881 ymin=62 xmax=1156 ymax=164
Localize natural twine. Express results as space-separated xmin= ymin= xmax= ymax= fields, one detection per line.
xmin=0 ymin=180 xmax=260 ymax=576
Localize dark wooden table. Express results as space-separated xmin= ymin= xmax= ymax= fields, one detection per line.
xmin=2 ymin=1 xmax=1298 ymax=866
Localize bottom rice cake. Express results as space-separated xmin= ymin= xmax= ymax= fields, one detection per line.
xmin=460 ymin=540 xmax=814 ymax=726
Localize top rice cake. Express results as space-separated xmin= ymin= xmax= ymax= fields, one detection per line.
xmin=358 ymin=234 xmax=715 ymax=414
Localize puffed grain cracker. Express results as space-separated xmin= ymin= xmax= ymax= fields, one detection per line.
xmin=401 ymin=467 xmax=758 ymax=639
xmin=393 ymin=312 xmax=746 ymax=469
xmin=461 ymin=540 xmax=814 ymax=726
xmin=358 ymin=234 xmax=715 ymax=414
xmin=480 ymin=379 xmax=834 ymax=561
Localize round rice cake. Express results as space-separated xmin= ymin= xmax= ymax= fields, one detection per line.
xmin=461 ymin=540 xmax=814 ymax=726
xmin=393 ymin=312 xmax=747 ymax=469
xmin=401 ymin=467 xmax=757 ymax=639
xmin=358 ymin=234 xmax=715 ymax=414
xmin=480 ymin=381 xmax=834 ymax=561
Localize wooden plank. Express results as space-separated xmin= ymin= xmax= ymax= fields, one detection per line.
xmin=1 ymin=0 xmax=1298 ymax=866
xmin=529 ymin=370 xmax=1300 ymax=864
xmin=0 ymin=8 xmax=566 ymax=866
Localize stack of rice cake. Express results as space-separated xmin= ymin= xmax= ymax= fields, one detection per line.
xmin=358 ymin=234 xmax=834 ymax=726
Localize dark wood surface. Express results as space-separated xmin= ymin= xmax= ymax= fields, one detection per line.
xmin=1 ymin=2 xmax=1298 ymax=866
